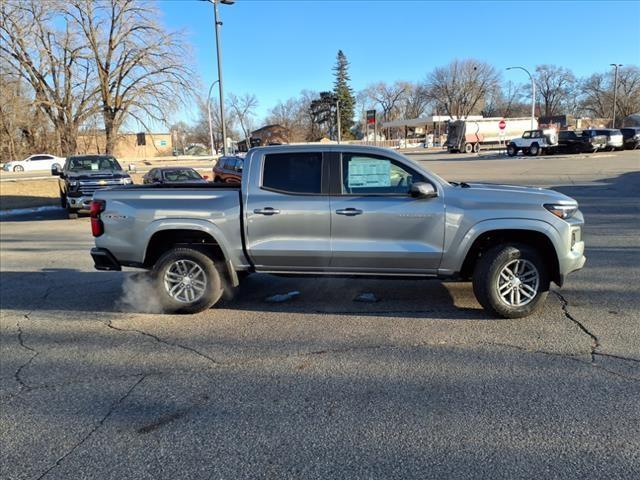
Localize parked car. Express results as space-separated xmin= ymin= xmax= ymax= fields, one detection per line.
xmin=91 ymin=145 xmax=586 ymax=319
xmin=143 ymin=167 xmax=208 ymax=184
xmin=53 ymin=154 xmax=132 ymax=218
xmin=586 ymin=128 xmax=624 ymax=150
xmin=3 ymin=154 xmax=65 ymax=172
xmin=620 ymin=127 xmax=640 ymax=149
xmin=212 ymin=155 xmax=243 ymax=183
xmin=507 ymin=129 xmax=558 ymax=156
xmin=557 ymin=130 xmax=607 ymax=153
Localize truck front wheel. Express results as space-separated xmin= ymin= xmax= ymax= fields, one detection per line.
xmin=464 ymin=143 xmax=474 ymax=154
xmin=152 ymin=247 xmax=224 ymax=314
xmin=507 ymin=144 xmax=517 ymax=157
xmin=472 ymin=244 xmax=549 ymax=318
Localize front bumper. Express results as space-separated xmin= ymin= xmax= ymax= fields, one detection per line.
xmin=91 ymin=248 xmax=121 ymax=271
xmin=66 ymin=195 xmax=93 ymax=210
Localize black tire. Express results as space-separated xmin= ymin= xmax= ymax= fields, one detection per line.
xmin=507 ymin=144 xmax=517 ymax=157
xmin=472 ymin=244 xmax=549 ymax=319
xmin=464 ymin=142 xmax=473 ymax=154
xmin=151 ymin=247 xmax=224 ymax=314
xmin=13 ymin=165 xmax=24 ymax=172
xmin=67 ymin=206 xmax=78 ymax=219
xmin=530 ymin=143 xmax=540 ymax=156
xmin=472 ymin=143 xmax=480 ymax=153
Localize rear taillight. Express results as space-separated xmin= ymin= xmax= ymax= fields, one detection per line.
xmin=90 ymin=199 xmax=106 ymax=237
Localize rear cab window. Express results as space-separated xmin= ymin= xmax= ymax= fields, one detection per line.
xmin=262 ymin=152 xmax=323 ymax=194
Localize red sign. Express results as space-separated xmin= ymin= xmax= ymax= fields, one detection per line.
xmin=499 ymin=120 xmax=506 ymax=130
xmin=366 ymin=109 xmax=376 ymax=125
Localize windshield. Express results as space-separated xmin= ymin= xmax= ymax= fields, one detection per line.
xmin=67 ymin=156 xmax=121 ymax=172
xmin=162 ymin=169 xmax=202 ymax=181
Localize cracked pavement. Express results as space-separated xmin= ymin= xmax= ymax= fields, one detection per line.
xmin=1 ymin=150 xmax=638 ymax=479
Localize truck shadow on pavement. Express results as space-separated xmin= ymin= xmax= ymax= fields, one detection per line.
xmin=0 ymin=268 xmax=492 ymax=321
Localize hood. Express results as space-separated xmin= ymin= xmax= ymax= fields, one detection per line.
xmin=67 ymin=170 xmax=128 ymax=180
xmin=457 ymin=182 xmax=577 ymax=205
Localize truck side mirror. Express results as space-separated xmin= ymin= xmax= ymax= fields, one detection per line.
xmin=410 ymin=182 xmax=438 ymax=199
xmin=51 ymin=165 xmax=61 ymax=176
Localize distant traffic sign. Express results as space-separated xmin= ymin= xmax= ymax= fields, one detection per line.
xmin=499 ymin=119 xmax=506 ymax=130
xmin=366 ymin=110 xmax=376 ymax=125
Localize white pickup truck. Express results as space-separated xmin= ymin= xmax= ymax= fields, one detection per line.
xmin=507 ymin=129 xmax=558 ymax=157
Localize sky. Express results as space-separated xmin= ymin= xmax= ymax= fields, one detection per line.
xmin=157 ymin=0 xmax=640 ymax=124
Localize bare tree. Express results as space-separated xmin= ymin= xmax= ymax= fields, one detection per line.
xmin=0 ymin=0 xmax=98 ymax=155
xmin=265 ymin=97 xmax=309 ymax=142
xmin=400 ymin=82 xmax=431 ymax=119
xmin=364 ymin=81 xmax=408 ymax=122
xmin=534 ymin=65 xmax=576 ymax=117
xmin=425 ymin=59 xmax=500 ymax=118
xmin=228 ymin=93 xmax=258 ymax=146
xmin=580 ymin=66 xmax=640 ymax=124
xmin=65 ymin=0 xmax=195 ymax=154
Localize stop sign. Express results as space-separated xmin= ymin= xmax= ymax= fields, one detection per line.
xmin=499 ymin=119 xmax=506 ymax=130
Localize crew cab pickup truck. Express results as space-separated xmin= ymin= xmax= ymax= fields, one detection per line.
xmin=507 ymin=129 xmax=558 ymax=157
xmin=53 ymin=154 xmax=132 ymax=218
xmin=90 ymin=145 xmax=586 ymax=318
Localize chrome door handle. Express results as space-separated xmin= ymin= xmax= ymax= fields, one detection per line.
xmin=253 ymin=207 xmax=280 ymax=215
xmin=336 ymin=208 xmax=363 ymax=216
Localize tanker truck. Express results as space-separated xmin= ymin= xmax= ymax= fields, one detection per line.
xmin=446 ymin=117 xmax=535 ymax=153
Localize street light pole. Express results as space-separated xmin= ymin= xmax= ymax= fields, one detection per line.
xmin=336 ymin=98 xmax=341 ymax=144
xmin=507 ymin=66 xmax=536 ymax=130
xmin=201 ymin=0 xmax=234 ymax=155
xmin=207 ymin=80 xmax=220 ymax=156
xmin=610 ymin=63 xmax=623 ymax=128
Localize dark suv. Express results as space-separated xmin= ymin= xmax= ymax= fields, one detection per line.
xmin=557 ymin=130 xmax=607 ymax=153
xmin=620 ymin=127 xmax=640 ymax=149
xmin=212 ymin=155 xmax=243 ymax=183
xmin=53 ymin=154 xmax=132 ymax=218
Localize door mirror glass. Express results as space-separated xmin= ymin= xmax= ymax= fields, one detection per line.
xmin=51 ymin=164 xmax=61 ymax=176
xmin=410 ymin=182 xmax=437 ymax=199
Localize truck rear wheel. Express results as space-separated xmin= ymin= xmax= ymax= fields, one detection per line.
xmin=152 ymin=247 xmax=224 ymax=314
xmin=464 ymin=143 xmax=473 ymax=154
xmin=473 ymin=143 xmax=480 ymax=153
xmin=472 ymin=244 xmax=549 ymax=318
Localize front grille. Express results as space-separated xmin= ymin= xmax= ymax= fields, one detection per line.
xmin=78 ymin=179 xmax=123 ymax=195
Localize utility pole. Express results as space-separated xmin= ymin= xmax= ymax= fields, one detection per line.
xmin=610 ymin=63 xmax=623 ymax=128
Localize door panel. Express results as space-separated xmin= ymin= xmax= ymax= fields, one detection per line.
xmin=245 ymin=152 xmax=330 ymax=270
xmin=329 ymin=153 xmax=445 ymax=273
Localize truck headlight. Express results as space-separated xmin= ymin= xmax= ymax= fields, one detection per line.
xmin=69 ymin=180 xmax=79 ymax=187
xmin=122 ymin=177 xmax=132 ymax=185
xmin=544 ymin=203 xmax=578 ymax=219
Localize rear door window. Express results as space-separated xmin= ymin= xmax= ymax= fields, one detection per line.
xmin=262 ymin=152 xmax=322 ymax=194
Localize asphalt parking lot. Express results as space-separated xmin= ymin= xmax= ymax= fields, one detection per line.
xmin=1 ymin=149 xmax=639 ymax=479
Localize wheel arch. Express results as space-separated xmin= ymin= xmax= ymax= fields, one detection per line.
xmin=142 ymin=222 xmax=239 ymax=286
xmin=442 ymin=220 xmax=562 ymax=285
xmin=460 ymin=228 xmax=560 ymax=285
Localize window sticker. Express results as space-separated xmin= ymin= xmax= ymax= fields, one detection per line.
xmin=347 ymin=157 xmax=391 ymax=188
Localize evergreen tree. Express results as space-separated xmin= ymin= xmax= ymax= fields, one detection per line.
xmin=333 ymin=50 xmax=355 ymax=139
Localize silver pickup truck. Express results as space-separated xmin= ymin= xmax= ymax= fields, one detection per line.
xmin=90 ymin=145 xmax=585 ymax=318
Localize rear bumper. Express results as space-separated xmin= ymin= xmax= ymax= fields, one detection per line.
xmin=91 ymin=248 xmax=121 ymax=271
